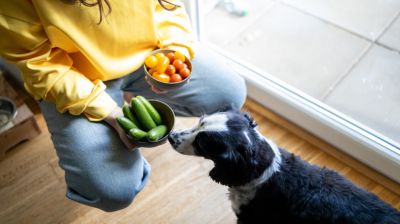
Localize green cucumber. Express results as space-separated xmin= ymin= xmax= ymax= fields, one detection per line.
xmin=122 ymin=104 xmax=141 ymax=128
xmin=131 ymin=97 xmax=157 ymax=131
xmin=117 ymin=117 xmax=137 ymax=131
xmin=147 ymin=125 xmax=168 ymax=142
xmin=129 ymin=127 xmax=148 ymax=141
xmin=136 ymin=95 xmax=162 ymax=125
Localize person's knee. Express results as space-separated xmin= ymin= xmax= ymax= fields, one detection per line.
xmin=230 ymin=76 xmax=247 ymax=109
xmin=65 ymin=161 xmax=150 ymax=212
xmin=66 ymin=179 xmax=139 ymax=212
xmin=202 ymin=76 xmax=247 ymax=114
xmin=93 ymin=166 xmax=150 ymax=212
xmin=95 ymin=183 xmax=138 ymax=212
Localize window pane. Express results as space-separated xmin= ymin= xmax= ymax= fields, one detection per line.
xmin=202 ymin=0 xmax=400 ymax=146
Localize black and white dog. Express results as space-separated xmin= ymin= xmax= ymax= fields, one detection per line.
xmin=168 ymin=109 xmax=400 ymax=224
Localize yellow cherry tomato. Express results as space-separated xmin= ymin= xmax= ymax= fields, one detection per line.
xmin=156 ymin=57 xmax=170 ymax=73
xmin=174 ymin=51 xmax=186 ymax=62
xmin=153 ymin=73 xmax=170 ymax=83
xmin=155 ymin=53 xmax=166 ymax=61
xmin=145 ymin=55 xmax=158 ymax=68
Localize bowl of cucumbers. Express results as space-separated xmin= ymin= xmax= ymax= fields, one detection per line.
xmin=117 ymin=95 xmax=175 ymax=148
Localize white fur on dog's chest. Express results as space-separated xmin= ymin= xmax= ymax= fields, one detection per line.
xmin=229 ymin=186 xmax=258 ymax=215
xmin=229 ymin=136 xmax=282 ymax=215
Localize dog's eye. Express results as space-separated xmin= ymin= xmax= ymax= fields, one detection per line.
xmin=244 ymin=113 xmax=257 ymax=128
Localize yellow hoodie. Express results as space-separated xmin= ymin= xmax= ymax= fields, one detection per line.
xmin=0 ymin=0 xmax=195 ymax=121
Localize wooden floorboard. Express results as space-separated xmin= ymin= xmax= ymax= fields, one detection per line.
xmin=0 ymin=98 xmax=399 ymax=224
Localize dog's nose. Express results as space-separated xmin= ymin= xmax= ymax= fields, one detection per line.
xmin=168 ymin=133 xmax=178 ymax=147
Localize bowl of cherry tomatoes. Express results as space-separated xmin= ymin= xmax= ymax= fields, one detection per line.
xmin=144 ymin=49 xmax=192 ymax=90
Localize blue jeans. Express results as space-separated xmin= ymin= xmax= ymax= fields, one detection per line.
xmin=40 ymin=46 xmax=246 ymax=212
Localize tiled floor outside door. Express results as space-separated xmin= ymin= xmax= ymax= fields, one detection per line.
xmin=204 ymin=0 xmax=400 ymax=144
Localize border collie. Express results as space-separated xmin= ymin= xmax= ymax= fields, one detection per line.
xmin=168 ymin=109 xmax=400 ymax=224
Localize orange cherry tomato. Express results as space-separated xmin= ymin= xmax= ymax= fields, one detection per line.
xmin=145 ymin=56 xmax=158 ymax=68
xmin=170 ymin=74 xmax=183 ymax=83
xmin=166 ymin=52 xmax=175 ymax=62
xmin=173 ymin=59 xmax=185 ymax=71
xmin=174 ymin=51 xmax=186 ymax=62
xmin=165 ymin=64 xmax=176 ymax=75
xmin=179 ymin=68 xmax=191 ymax=79
xmin=156 ymin=57 xmax=170 ymax=73
xmin=153 ymin=72 xmax=170 ymax=83
xmin=147 ymin=68 xmax=157 ymax=75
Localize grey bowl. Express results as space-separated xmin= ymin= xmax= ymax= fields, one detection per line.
xmin=0 ymin=97 xmax=17 ymax=128
xmin=126 ymin=100 xmax=175 ymax=148
xmin=144 ymin=49 xmax=192 ymax=91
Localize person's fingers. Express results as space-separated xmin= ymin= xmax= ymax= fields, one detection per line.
xmin=114 ymin=123 xmax=137 ymax=150
xmin=144 ymin=75 xmax=152 ymax=87
xmin=121 ymin=133 xmax=138 ymax=151
xmin=125 ymin=141 xmax=138 ymax=151
xmin=123 ymin=92 xmax=134 ymax=102
xmin=145 ymin=76 xmax=168 ymax=94
xmin=151 ymin=85 xmax=168 ymax=94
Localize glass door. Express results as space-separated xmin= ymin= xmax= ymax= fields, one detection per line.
xmin=190 ymin=0 xmax=400 ymax=182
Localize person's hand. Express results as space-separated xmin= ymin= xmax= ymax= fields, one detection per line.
xmin=123 ymin=92 xmax=134 ymax=103
xmin=145 ymin=76 xmax=168 ymax=94
xmin=104 ymin=106 xmax=137 ymax=151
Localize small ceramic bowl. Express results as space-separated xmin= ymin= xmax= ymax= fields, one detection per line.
xmin=144 ymin=49 xmax=192 ymax=91
xmin=127 ymin=99 xmax=175 ymax=148
xmin=0 ymin=96 xmax=17 ymax=128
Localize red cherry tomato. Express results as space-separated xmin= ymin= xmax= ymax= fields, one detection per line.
xmin=166 ymin=52 xmax=175 ymax=63
xmin=173 ymin=59 xmax=185 ymax=71
xmin=165 ymin=64 xmax=176 ymax=75
xmin=170 ymin=74 xmax=183 ymax=83
xmin=179 ymin=68 xmax=191 ymax=79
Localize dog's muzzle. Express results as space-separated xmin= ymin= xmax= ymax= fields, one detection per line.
xmin=168 ymin=129 xmax=197 ymax=156
xmin=168 ymin=132 xmax=180 ymax=149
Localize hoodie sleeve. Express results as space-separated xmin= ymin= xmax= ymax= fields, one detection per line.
xmin=0 ymin=3 xmax=117 ymax=121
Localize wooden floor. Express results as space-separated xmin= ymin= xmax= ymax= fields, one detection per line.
xmin=0 ymin=99 xmax=399 ymax=224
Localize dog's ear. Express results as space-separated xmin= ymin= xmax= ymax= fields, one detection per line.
xmin=243 ymin=112 xmax=257 ymax=128
xmin=209 ymin=147 xmax=251 ymax=187
xmin=209 ymin=154 xmax=253 ymax=187
xmin=209 ymin=163 xmax=243 ymax=187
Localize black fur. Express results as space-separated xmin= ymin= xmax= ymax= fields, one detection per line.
xmin=169 ymin=110 xmax=400 ymax=224
xmin=193 ymin=111 xmax=274 ymax=187
xmin=237 ymin=149 xmax=400 ymax=224
xmin=194 ymin=130 xmax=274 ymax=187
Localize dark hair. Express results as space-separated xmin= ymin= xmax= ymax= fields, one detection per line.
xmin=63 ymin=0 xmax=181 ymax=24
xmin=158 ymin=0 xmax=181 ymax=11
